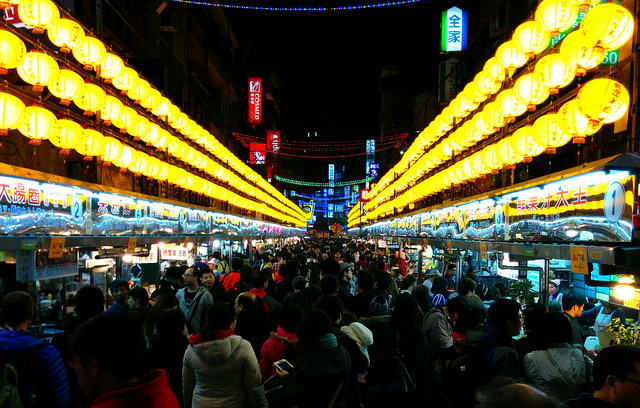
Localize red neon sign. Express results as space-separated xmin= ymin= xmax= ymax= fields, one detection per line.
xmin=248 ymin=77 xmax=262 ymax=125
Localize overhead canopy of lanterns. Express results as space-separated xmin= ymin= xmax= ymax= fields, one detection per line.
xmin=348 ymin=0 xmax=633 ymax=228
xmin=0 ymin=0 xmax=307 ymax=227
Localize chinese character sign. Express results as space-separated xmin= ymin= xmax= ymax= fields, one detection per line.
xmin=248 ymin=77 xmax=262 ymax=125
xmin=441 ymin=7 xmax=467 ymax=52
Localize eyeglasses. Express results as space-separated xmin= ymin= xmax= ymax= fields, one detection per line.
xmin=183 ymin=274 xmax=193 ymax=278
xmin=620 ymin=376 xmax=640 ymax=387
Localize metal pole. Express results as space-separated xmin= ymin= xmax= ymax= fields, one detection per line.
xmin=540 ymin=258 xmax=550 ymax=306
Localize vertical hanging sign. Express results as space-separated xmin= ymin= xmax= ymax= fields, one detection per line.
xmin=248 ymin=77 xmax=262 ymax=125
xmin=441 ymin=7 xmax=467 ymax=52
xmin=266 ymin=130 xmax=280 ymax=182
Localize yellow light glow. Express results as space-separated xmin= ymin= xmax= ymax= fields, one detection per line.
xmin=0 ymin=92 xmax=25 ymax=135
xmin=71 ymin=36 xmax=106 ymax=71
xmin=18 ymin=0 xmax=60 ymax=34
xmin=17 ymin=51 xmax=59 ymax=91
xmin=576 ymin=78 xmax=629 ymax=124
xmin=0 ymin=29 xmax=27 ymax=73
xmin=47 ymin=18 xmax=84 ymax=53
xmin=18 ymin=105 xmax=56 ymax=145
xmin=581 ymin=3 xmax=634 ymax=51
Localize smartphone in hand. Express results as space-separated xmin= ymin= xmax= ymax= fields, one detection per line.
xmin=273 ymin=359 xmax=294 ymax=372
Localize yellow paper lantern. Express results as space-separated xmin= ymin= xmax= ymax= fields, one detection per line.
xmin=513 ymin=20 xmax=551 ymax=59
xmin=463 ymin=81 xmax=488 ymax=104
xmin=495 ymin=137 xmax=524 ymax=167
xmin=50 ymin=119 xmax=82 ymax=155
xmin=140 ymin=88 xmax=162 ymax=111
xmin=127 ymin=115 xmax=150 ymax=140
xmin=152 ymin=97 xmax=171 ymax=117
xmin=496 ymin=89 xmax=527 ymax=122
xmin=481 ymin=102 xmax=506 ymax=130
xmin=111 ymin=145 xmax=134 ymax=172
xmin=48 ymin=69 xmax=84 ymax=106
xmin=167 ymin=136 xmax=182 ymax=157
xmin=535 ymin=0 xmax=578 ymax=36
xmin=532 ymin=113 xmax=572 ymax=153
xmin=158 ymin=163 xmax=169 ymax=181
xmin=0 ymin=0 xmax=19 ymax=9
xmin=0 ymin=29 xmax=26 ymax=74
xmin=511 ymin=126 xmax=546 ymax=162
xmin=18 ymin=105 xmax=56 ymax=145
xmin=470 ymin=151 xmax=490 ymax=176
xmin=484 ymin=57 xmax=506 ymax=82
xmin=112 ymin=67 xmax=139 ymax=95
xmin=0 ymin=92 xmax=25 ymax=135
xmin=18 ymin=0 xmax=60 ymax=34
xmin=534 ymin=53 xmax=575 ymax=95
xmin=47 ymin=18 xmax=84 ymax=53
xmin=71 ymin=36 xmax=106 ymax=71
xmin=166 ymin=104 xmax=181 ymax=124
xmin=143 ymin=122 xmax=161 ymax=146
xmin=17 ymin=51 xmax=59 ymax=92
xmin=155 ymin=129 xmax=169 ymax=149
xmin=73 ymin=83 xmax=106 ymax=116
xmin=143 ymin=156 xmax=162 ymax=179
xmin=180 ymin=119 xmax=197 ymax=138
xmin=514 ymin=73 xmax=550 ymax=111
xmin=452 ymin=128 xmax=471 ymax=150
xmin=559 ymin=31 xmax=606 ymax=76
xmin=496 ymin=41 xmax=528 ymax=77
xmin=128 ymin=79 xmax=150 ymax=104
xmin=474 ymin=71 xmax=502 ymax=96
xmin=100 ymin=95 xmax=123 ymax=126
xmin=557 ymin=99 xmax=603 ymax=144
xmin=170 ymin=111 xmax=188 ymax=131
xmin=100 ymin=53 xmax=125 ymax=83
xmin=472 ymin=112 xmax=494 ymax=137
xmin=101 ymin=137 xmax=123 ymax=164
xmin=581 ymin=3 xmax=634 ymax=51
xmin=76 ymin=128 xmax=105 ymax=160
xmin=481 ymin=145 xmax=503 ymax=172
xmin=111 ymin=106 xmax=138 ymax=132
xmin=576 ymin=78 xmax=629 ymax=124
xmin=129 ymin=151 xmax=150 ymax=176
xmin=462 ymin=120 xmax=483 ymax=144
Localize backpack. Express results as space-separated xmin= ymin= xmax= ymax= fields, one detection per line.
xmin=218 ymin=261 xmax=229 ymax=274
xmin=0 ymin=343 xmax=47 ymax=408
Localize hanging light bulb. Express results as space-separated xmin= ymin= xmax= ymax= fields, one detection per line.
xmin=557 ymin=99 xmax=603 ymax=144
xmin=0 ymin=29 xmax=27 ymax=75
xmin=534 ymin=53 xmax=575 ymax=95
xmin=559 ymin=31 xmax=606 ymax=76
xmin=581 ymin=3 xmax=634 ymax=52
xmin=48 ymin=69 xmax=84 ymax=106
xmin=514 ymin=73 xmax=550 ymax=111
xmin=17 ymin=51 xmax=59 ymax=92
xmin=18 ymin=0 xmax=60 ymax=34
xmin=47 ymin=18 xmax=84 ymax=53
xmin=0 ymin=92 xmax=25 ymax=136
xmin=513 ymin=20 xmax=551 ymax=59
xmin=18 ymin=105 xmax=56 ymax=145
xmin=576 ymin=78 xmax=630 ymax=125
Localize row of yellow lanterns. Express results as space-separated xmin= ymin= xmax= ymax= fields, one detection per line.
xmin=359 ymin=1 xmax=633 ymax=218
xmin=356 ymin=77 xmax=629 ymax=224
xmin=0 ymin=93 xmax=306 ymax=226
xmin=365 ymin=1 xmax=634 ymax=205
xmin=0 ymin=0 xmax=305 ymax=222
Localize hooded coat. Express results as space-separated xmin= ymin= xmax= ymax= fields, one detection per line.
xmin=182 ymin=334 xmax=268 ymax=408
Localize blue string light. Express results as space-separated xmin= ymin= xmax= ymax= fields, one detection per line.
xmin=171 ymin=0 xmax=424 ymax=11
xmin=275 ymin=175 xmax=372 ymax=187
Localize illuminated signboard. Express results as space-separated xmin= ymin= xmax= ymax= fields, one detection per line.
xmin=249 ymin=143 xmax=266 ymax=164
xmin=441 ymin=7 xmax=467 ymax=52
xmin=92 ymin=195 xmax=145 ymax=235
xmin=160 ymin=246 xmax=189 ymax=260
xmin=266 ymin=130 xmax=280 ymax=182
xmin=329 ymin=164 xmax=335 ymax=181
xmin=248 ymin=77 xmax=262 ymax=125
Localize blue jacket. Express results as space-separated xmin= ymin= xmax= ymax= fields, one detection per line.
xmin=0 ymin=327 xmax=70 ymax=407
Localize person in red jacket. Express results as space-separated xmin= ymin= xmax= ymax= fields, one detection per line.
xmin=221 ymin=257 xmax=244 ymax=292
xmin=68 ymin=313 xmax=179 ymax=408
xmin=259 ymin=305 xmax=303 ymax=381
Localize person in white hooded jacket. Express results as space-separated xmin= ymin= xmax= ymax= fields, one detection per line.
xmin=183 ymin=302 xmax=268 ymax=408
xmin=523 ymin=312 xmax=592 ymax=402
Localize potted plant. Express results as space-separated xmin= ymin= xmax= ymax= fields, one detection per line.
xmin=603 ymin=317 xmax=639 ymax=347
xmin=508 ymin=279 xmax=539 ymax=305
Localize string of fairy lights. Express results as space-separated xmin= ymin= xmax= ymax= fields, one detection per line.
xmin=171 ymin=0 xmax=424 ymax=11
xmin=275 ymin=175 xmax=372 ymax=187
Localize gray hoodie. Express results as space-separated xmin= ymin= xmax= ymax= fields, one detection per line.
xmin=182 ymin=335 xmax=268 ymax=408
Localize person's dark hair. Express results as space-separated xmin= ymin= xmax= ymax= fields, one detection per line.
xmin=74 ymin=285 xmax=105 ymax=321
xmin=446 ymin=264 xmax=457 ymax=272
xmin=154 ymin=308 xmax=186 ymax=340
xmin=368 ymin=261 xmax=379 ymax=274
xmin=522 ymin=303 xmax=547 ymax=334
xmin=277 ymin=305 xmax=304 ymax=333
xmin=239 ymin=265 xmax=253 ymax=285
xmin=202 ymin=302 xmax=235 ymax=341
xmin=129 ymin=287 xmax=149 ymax=308
xmin=374 ymin=270 xmax=392 ymax=292
xmin=109 ymin=279 xmax=129 ymax=293
xmin=251 ymin=270 xmax=268 ymax=289
xmin=536 ymin=312 xmax=572 ymax=348
xmin=487 ymin=298 xmax=521 ymax=331
xmin=445 ymin=295 xmax=467 ymax=314
xmin=475 ymin=283 xmax=488 ymax=300
xmin=142 ymin=293 xmax=179 ymax=342
xmin=287 ymin=260 xmax=301 ymax=279
xmin=592 ymin=345 xmax=640 ymax=390
xmin=236 ymin=291 xmax=267 ymax=316
xmin=1 ymin=291 xmax=34 ymax=327
xmin=316 ymin=295 xmax=343 ymax=322
xmin=562 ymin=290 xmax=586 ymax=311
xmin=476 ymin=380 xmax=557 ymax=408
xmin=493 ymin=282 xmax=508 ymax=298
xmin=321 ymin=259 xmax=340 ymax=277
xmin=186 ymin=267 xmax=201 ymax=280
xmin=296 ymin=310 xmax=334 ymax=362
xmin=231 ymin=257 xmax=244 ymax=271
xmin=70 ymin=313 xmax=146 ymax=378
xmin=454 ymin=305 xmax=485 ymax=335
xmin=320 ymin=275 xmax=339 ymax=296
xmin=431 ymin=277 xmax=449 ymax=296
xmin=485 ymin=286 xmax=502 ymax=302
xmin=277 ymin=251 xmax=291 ymax=262
xmin=200 ymin=265 xmax=213 ymax=276
xmin=400 ymin=274 xmax=417 ymax=291
xmin=164 ymin=266 xmax=184 ymax=280
xmin=356 ymin=271 xmax=375 ymax=292
xmin=458 ymin=278 xmax=477 ymax=296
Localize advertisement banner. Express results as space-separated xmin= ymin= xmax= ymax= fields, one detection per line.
xmin=266 ymin=130 xmax=281 ymax=182
xmin=91 ymin=195 xmax=146 ymax=236
xmin=441 ymin=6 xmax=468 ymax=52
xmin=248 ymin=77 xmax=262 ymax=125
xmin=249 ymin=142 xmax=266 ymax=164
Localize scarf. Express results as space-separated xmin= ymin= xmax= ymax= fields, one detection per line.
xmin=316 ymin=333 xmax=338 ymax=351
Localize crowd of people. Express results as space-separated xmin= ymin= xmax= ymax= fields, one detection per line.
xmin=0 ymin=238 xmax=638 ymax=408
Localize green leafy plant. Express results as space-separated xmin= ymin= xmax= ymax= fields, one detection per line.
xmin=509 ymin=280 xmax=539 ymax=305
xmin=606 ymin=318 xmax=640 ymax=346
